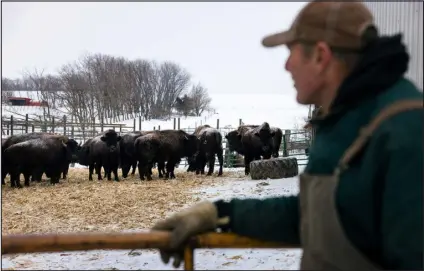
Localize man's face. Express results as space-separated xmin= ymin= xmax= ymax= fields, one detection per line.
xmin=284 ymin=42 xmax=330 ymax=105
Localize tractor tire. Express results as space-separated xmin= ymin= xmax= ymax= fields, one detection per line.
xmin=250 ymin=157 xmax=298 ymax=180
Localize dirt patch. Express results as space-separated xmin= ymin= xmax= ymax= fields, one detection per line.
xmin=1 ymin=167 xmax=244 ymax=235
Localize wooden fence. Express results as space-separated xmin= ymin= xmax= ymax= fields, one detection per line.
xmin=1 ymin=114 xmax=311 ymax=167
xmin=2 ymin=231 xmax=299 ymax=270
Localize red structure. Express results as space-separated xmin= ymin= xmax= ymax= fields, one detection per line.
xmin=7 ymin=97 xmax=48 ymax=107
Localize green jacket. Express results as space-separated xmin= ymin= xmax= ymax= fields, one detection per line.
xmin=214 ymin=36 xmax=423 ymax=270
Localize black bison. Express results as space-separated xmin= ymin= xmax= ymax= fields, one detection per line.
xmin=225 ymin=122 xmax=275 ymax=175
xmin=79 ymin=129 xmax=122 ymax=181
xmin=119 ymin=131 xmax=165 ymax=179
xmin=237 ymin=125 xmax=283 ymax=158
xmin=1 ymin=132 xmax=76 ymax=185
xmin=135 ymin=130 xmax=198 ymax=180
xmin=3 ymin=135 xmax=79 ymax=188
xmin=187 ymin=125 xmax=223 ymax=176
xmin=119 ymin=131 xmax=143 ymax=178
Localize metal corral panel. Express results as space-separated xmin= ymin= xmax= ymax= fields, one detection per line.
xmin=364 ymin=2 xmax=423 ymax=90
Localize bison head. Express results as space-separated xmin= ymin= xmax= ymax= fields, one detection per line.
xmin=77 ymin=145 xmax=91 ymax=166
xmin=186 ymin=155 xmax=197 ymax=172
xmin=183 ymin=134 xmax=199 ymax=157
xmin=225 ymin=130 xmax=242 ymax=153
xmin=254 ymin=123 xmax=275 ymax=156
xmin=101 ymin=130 xmax=122 ymax=152
xmin=61 ymin=138 xmax=80 ymax=163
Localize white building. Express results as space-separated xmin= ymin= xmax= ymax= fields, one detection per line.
xmin=364 ymin=2 xmax=423 ymax=90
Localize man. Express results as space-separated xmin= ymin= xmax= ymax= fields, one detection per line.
xmin=151 ymin=1 xmax=423 ymax=270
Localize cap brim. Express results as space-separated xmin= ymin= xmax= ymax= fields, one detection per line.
xmin=261 ymin=30 xmax=295 ymax=48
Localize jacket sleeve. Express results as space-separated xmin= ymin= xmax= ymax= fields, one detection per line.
xmin=380 ymin=111 xmax=423 ymax=270
xmin=214 ymin=195 xmax=301 ymax=245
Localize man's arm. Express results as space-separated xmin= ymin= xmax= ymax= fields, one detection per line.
xmin=380 ymin=111 xmax=423 ymax=270
xmin=214 ymin=195 xmax=301 ymax=245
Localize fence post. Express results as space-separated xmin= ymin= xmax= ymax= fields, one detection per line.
xmin=239 ymin=118 xmax=242 ymax=126
xmin=158 ymin=125 xmax=160 ymax=131
xmin=71 ymin=115 xmax=75 ymax=138
xmin=133 ymin=119 xmax=136 ymax=131
xmin=7 ymin=124 xmax=9 ymax=135
xmin=282 ymin=129 xmax=291 ymax=157
xmin=52 ymin=117 xmax=55 ymax=133
xmin=119 ymin=125 xmax=122 ymax=133
xmin=32 ymin=125 xmax=35 ymax=133
xmin=63 ymin=115 xmax=67 ymax=136
xmin=178 ymin=118 xmax=180 ymax=130
xmin=153 ymin=126 xmax=156 ymax=131
xmin=216 ymin=119 xmax=219 ymax=129
xmin=173 ymin=118 xmax=176 ymax=130
xmin=25 ymin=114 xmax=29 ymax=133
xmin=92 ymin=117 xmax=96 ymax=137
xmin=100 ymin=119 xmax=104 ymax=133
xmin=10 ymin=115 xmax=14 ymax=136
xmin=138 ymin=116 xmax=142 ymax=131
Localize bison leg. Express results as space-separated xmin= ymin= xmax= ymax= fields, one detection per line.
xmin=62 ymin=164 xmax=69 ymax=180
xmin=88 ymin=164 xmax=95 ymax=181
xmin=23 ymin=172 xmax=31 ymax=187
xmin=131 ymin=161 xmax=137 ymax=175
xmin=167 ymin=167 xmax=176 ymax=179
xmin=165 ymin=161 xmax=176 ymax=179
xmin=95 ymin=164 xmax=103 ymax=181
xmin=50 ymin=174 xmax=60 ymax=185
xmin=244 ymin=155 xmax=253 ymax=175
xmin=10 ymin=172 xmax=21 ymax=188
xmin=31 ymin=170 xmax=42 ymax=183
xmin=113 ymin=167 xmax=120 ymax=182
xmin=217 ymin=148 xmax=224 ymax=176
xmin=207 ymin=155 xmax=215 ymax=176
xmin=158 ymin=162 xmax=165 ymax=178
xmin=104 ymin=166 xmax=112 ymax=181
xmin=145 ymin=163 xmax=154 ymax=181
xmin=137 ymin=162 xmax=146 ymax=181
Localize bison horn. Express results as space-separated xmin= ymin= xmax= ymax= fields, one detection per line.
xmin=61 ymin=140 xmax=67 ymax=148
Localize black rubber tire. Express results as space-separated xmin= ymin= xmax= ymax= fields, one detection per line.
xmin=250 ymin=157 xmax=298 ymax=180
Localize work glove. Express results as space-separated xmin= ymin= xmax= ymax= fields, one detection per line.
xmin=151 ymin=200 xmax=230 ymax=268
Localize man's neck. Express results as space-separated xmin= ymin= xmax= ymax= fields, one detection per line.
xmin=318 ymin=73 xmax=346 ymax=113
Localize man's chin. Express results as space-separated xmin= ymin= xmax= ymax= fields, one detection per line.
xmin=296 ymin=95 xmax=312 ymax=105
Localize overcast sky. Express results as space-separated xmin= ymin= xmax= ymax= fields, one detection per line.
xmin=2 ymin=2 xmax=310 ymax=121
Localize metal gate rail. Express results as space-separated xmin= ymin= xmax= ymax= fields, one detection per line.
xmin=1 ymin=231 xmax=298 ymax=270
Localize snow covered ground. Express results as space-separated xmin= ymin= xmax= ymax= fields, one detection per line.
xmin=1 ymin=166 xmax=305 ymax=270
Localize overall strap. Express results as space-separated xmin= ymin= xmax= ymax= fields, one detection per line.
xmin=334 ymin=99 xmax=423 ymax=176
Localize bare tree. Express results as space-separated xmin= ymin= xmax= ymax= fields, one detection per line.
xmin=1 ymin=90 xmax=14 ymax=104
xmin=175 ymin=94 xmax=194 ymax=118
xmin=3 ymin=52 xmax=213 ymax=127
xmin=189 ymin=82 xmax=212 ymax=116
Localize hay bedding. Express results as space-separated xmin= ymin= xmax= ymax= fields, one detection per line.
xmin=1 ymin=168 xmax=245 ymax=235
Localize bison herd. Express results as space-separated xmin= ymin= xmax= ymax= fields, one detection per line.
xmin=1 ymin=122 xmax=283 ymax=188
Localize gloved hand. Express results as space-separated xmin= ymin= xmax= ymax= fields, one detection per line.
xmin=151 ymin=200 xmax=230 ymax=268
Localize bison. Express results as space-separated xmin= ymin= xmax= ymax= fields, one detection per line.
xmin=237 ymin=125 xmax=283 ymax=158
xmin=135 ymin=130 xmax=198 ymax=180
xmin=81 ymin=129 xmax=122 ymax=182
xmin=2 ymin=132 xmax=77 ymax=185
xmin=187 ymin=125 xmax=223 ymax=176
xmin=119 ymin=131 xmax=166 ymax=179
xmin=4 ymin=135 xmax=79 ymax=188
xmin=225 ymin=122 xmax=275 ymax=175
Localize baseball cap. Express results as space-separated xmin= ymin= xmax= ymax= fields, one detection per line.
xmin=262 ymin=1 xmax=375 ymax=50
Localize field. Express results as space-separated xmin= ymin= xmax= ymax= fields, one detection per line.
xmin=1 ymin=167 xmax=248 ymax=235
xmin=1 ymin=164 xmax=305 ymax=270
